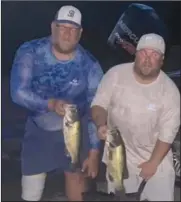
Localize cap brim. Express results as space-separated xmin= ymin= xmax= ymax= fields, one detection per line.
xmin=54 ymin=19 xmax=81 ymax=28
xmin=137 ymin=46 xmax=163 ymax=54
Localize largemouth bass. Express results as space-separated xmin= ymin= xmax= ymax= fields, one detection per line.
xmin=106 ymin=127 xmax=128 ymax=194
xmin=63 ymin=104 xmax=81 ymax=170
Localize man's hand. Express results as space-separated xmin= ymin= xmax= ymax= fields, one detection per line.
xmin=97 ymin=125 xmax=108 ymax=140
xmin=138 ymin=160 xmax=158 ymax=181
xmin=81 ymin=150 xmax=99 ymax=179
xmin=48 ymin=99 xmax=69 ymax=116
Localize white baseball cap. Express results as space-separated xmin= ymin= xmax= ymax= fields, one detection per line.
xmin=136 ymin=33 xmax=165 ymax=54
xmin=54 ymin=5 xmax=82 ymax=28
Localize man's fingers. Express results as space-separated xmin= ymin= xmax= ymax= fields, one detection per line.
xmin=98 ymin=132 xmax=107 ymax=140
xmin=102 ymin=134 xmax=107 ymax=140
xmin=86 ymin=164 xmax=92 ymax=177
xmin=88 ymin=169 xmax=92 ymax=177
xmin=55 ymin=110 xmax=65 ymax=116
xmin=81 ymin=166 xmax=86 ymax=173
xmin=91 ymin=171 xmax=97 ymax=179
xmin=98 ymin=134 xmax=104 ymax=140
xmin=88 ymin=169 xmax=96 ymax=178
xmin=139 ymin=171 xmax=150 ymax=181
xmin=100 ymin=128 xmax=107 ymax=135
xmin=55 ymin=105 xmax=65 ymax=116
xmin=138 ymin=163 xmax=144 ymax=168
xmin=59 ymin=104 xmax=65 ymax=112
xmin=85 ymin=164 xmax=95 ymax=178
xmin=141 ymin=175 xmax=149 ymax=181
xmin=81 ymin=161 xmax=88 ymax=173
xmin=139 ymin=173 xmax=145 ymax=179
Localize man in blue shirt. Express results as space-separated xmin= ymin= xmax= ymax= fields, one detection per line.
xmin=10 ymin=5 xmax=103 ymax=201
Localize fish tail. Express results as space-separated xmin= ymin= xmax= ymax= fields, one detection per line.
xmin=69 ymin=162 xmax=80 ymax=172
xmin=69 ymin=155 xmax=82 ymax=172
xmin=114 ymin=188 xmax=127 ymax=201
xmin=115 ymin=180 xmax=124 ymax=191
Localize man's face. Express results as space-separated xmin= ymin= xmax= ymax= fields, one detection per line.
xmin=134 ymin=48 xmax=164 ymax=79
xmin=51 ymin=22 xmax=82 ymax=54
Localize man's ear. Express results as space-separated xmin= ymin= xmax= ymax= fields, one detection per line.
xmin=160 ymin=55 xmax=164 ymax=66
xmin=78 ymin=28 xmax=83 ymax=40
xmin=51 ymin=22 xmax=55 ymax=32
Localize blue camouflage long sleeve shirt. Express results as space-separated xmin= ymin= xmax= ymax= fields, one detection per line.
xmin=10 ymin=36 xmax=103 ymax=150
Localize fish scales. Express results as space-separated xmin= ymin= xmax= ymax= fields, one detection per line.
xmin=63 ymin=104 xmax=81 ymax=170
xmin=106 ymin=128 xmax=128 ymax=194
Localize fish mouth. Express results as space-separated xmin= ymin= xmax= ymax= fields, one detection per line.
xmin=64 ymin=104 xmax=79 ymax=122
xmin=106 ymin=128 xmax=124 ymax=147
xmin=106 ymin=140 xmax=117 ymax=148
xmin=65 ymin=118 xmax=75 ymax=125
xmin=64 ymin=104 xmax=77 ymax=110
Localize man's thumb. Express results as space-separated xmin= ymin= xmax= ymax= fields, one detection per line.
xmin=138 ymin=163 xmax=143 ymax=168
xmin=81 ymin=161 xmax=87 ymax=172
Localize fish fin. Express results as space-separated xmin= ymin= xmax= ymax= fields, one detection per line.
xmin=65 ymin=121 xmax=69 ymax=127
xmin=69 ymin=152 xmax=81 ymax=172
xmin=123 ymin=166 xmax=129 ymax=179
xmin=123 ymin=152 xmax=129 ymax=179
xmin=69 ymin=162 xmax=80 ymax=172
xmin=114 ymin=181 xmax=126 ymax=201
xmin=109 ymin=151 xmax=113 ymax=160
xmin=119 ymin=138 xmax=129 ymax=180
xmin=114 ymin=188 xmax=127 ymax=201
xmin=115 ymin=181 xmax=124 ymax=191
xmin=108 ymin=173 xmax=114 ymax=182
xmin=64 ymin=147 xmax=70 ymax=158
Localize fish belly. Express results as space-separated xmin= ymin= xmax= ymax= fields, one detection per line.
xmin=64 ymin=121 xmax=80 ymax=164
xmin=108 ymin=146 xmax=124 ymax=190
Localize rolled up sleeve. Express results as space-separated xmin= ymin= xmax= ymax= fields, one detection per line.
xmin=158 ymin=85 xmax=180 ymax=144
xmin=91 ymin=68 xmax=118 ymax=110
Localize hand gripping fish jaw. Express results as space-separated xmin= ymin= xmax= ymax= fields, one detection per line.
xmin=63 ymin=104 xmax=81 ymax=172
xmin=64 ymin=104 xmax=79 ymax=124
xmin=106 ymin=128 xmax=125 ymax=147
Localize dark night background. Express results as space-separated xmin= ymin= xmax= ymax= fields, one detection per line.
xmin=1 ymin=1 xmax=181 ymax=76
xmin=1 ymin=1 xmax=181 ymax=201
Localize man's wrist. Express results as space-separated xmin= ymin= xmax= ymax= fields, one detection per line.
xmin=89 ymin=149 xmax=100 ymax=159
xmin=48 ymin=99 xmax=56 ymax=111
xmin=149 ymin=157 xmax=160 ymax=167
xmin=97 ymin=123 xmax=106 ymax=129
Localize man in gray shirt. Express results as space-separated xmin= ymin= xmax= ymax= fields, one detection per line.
xmin=91 ymin=33 xmax=180 ymax=201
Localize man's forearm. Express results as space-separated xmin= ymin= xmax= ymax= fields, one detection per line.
xmin=91 ymin=105 xmax=108 ymax=127
xmin=149 ymin=139 xmax=172 ymax=166
xmin=87 ymin=121 xmax=101 ymax=158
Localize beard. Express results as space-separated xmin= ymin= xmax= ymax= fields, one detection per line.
xmin=51 ymin=33 xmax=79 ymax=54
xmin=134 ymin=63 xmax=160 ymax=80
xmin=53 ymin=41 xmax=77 ymax=54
